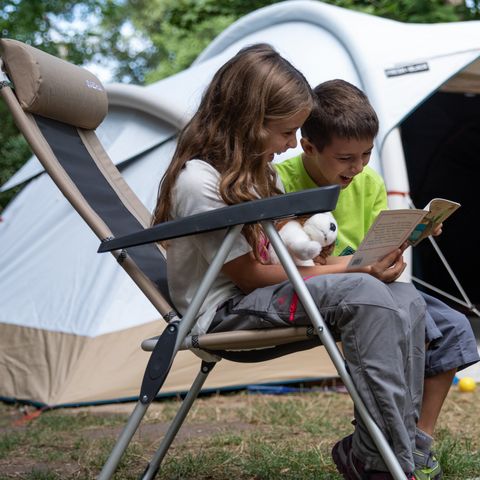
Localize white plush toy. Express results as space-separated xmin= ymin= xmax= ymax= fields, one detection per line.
xmin=268 ymin=212 xmax=338 ymax=266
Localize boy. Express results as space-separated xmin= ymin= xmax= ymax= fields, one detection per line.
xmin=274 ymin=79 xmax=479 ymax=480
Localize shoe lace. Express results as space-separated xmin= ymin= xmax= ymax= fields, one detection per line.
xmin=414 ymin=449 xmax=438 ymax=470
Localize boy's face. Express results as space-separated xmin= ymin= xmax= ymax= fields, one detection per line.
xmin=301 ymin=135 xmax=373 ymax=189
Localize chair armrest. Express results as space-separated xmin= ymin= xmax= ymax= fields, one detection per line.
xmin=98 ymin=185 xmax=339 ymax=252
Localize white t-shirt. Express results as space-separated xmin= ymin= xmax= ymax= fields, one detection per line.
xmin=168 ymin=159 xmax=252 ymax=335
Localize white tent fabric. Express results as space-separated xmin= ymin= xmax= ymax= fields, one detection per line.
xmin=1 ymin=0 xmax=479 ymax=406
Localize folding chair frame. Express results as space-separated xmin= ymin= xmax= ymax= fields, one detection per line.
xmin=98 ymin=221 xmax=405 ymax=480
xmin=0 ymin=40 xmax=405 ymax=480
xmin=97 ymin=216 xmax=406 ymax=480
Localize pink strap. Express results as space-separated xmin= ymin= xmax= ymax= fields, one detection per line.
xmin=288 ymin=275 xmax=315 ymax=322
xmin=258 ymin=232 xmax=270 ymax=263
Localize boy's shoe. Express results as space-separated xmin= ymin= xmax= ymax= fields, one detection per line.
xmin=413 ymin=449 xmax=442 ymax=480
xmin=332 ymin=434 xmax=415 ymax=479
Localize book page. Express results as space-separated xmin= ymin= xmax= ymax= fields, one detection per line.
xmin=347 ymin=209 xmax=427 ymax=268
xmin=409 ymin=198 xmax=461 ymax=246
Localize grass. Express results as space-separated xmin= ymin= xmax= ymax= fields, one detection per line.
xmin=0 ymin=387 xmax=479 ymax=479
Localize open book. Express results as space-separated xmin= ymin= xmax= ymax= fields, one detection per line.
xmin=347 ymin=198 xmax=460 ymax=269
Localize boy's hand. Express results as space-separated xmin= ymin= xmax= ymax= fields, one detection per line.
xmin=363 ymin=248 xmax=406 ymax=283
xmin=432 ymin=222 xmax=443 ymax=237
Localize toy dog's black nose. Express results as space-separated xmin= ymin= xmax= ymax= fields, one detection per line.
xmin=330 ymin=223 xmax=336 ymax=232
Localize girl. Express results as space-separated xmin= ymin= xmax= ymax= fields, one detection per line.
xmin=153 ymin=44 xmax=424 ymax=479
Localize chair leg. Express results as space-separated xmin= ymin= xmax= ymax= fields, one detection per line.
xmin=99 ymin=226 xmax=241 ymax=479
xmin=140 ymin=361 xmax=217 ymax=480
xmin=98 ymin=225 xmax=241 ymax=479
xmin=97 ymin=401 xmax=149 ymax=480
xmin=262 ymin=220 xmax=406 ymax=480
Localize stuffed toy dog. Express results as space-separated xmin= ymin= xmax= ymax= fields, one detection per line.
xmin=268 ymin=212 xmax=338 ymax=266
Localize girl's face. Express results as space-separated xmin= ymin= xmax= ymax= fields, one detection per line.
xmin=301 ymin=135 xmax=373 ymax=188
xmin=263 ymin=108 xmax=310 ymax=162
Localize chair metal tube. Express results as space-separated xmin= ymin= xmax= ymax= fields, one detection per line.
xmin=141 ymin=362 xmax=216 ymax=480
xmin=174 ymin=225 xmax=243 ymax=349
xmin=97 ymin=401 xmax=149 ymax=480
xmin=262 ymin=220 xmax=406 ymax=480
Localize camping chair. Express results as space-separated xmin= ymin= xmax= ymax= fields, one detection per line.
xmin=0 ymin=38 xmax=406 ymax=480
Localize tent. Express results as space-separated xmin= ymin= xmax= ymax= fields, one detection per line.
xmin=1 ymin=0 xmax=479 ymax=407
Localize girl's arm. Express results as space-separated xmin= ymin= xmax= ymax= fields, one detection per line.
xmin=222 ymin=248 xmax=406 ymax=294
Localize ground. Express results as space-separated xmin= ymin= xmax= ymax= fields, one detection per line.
xmin=0 ymin=384 xmax=479 ymax=479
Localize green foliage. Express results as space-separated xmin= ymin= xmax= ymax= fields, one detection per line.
xmin=115 ymin=0 xmax=280 ymax=83
xmin=0 ymin=102 xmax=31 ymax=210
xmin=329 ymin=0 xmax=480 ymax=22
xmin=0 ymin=0 xmax=109 ymax=61
xmin=0 ymin=0 xmax=119 ymax=210
xmin=144 ymin=14 xmax=236 ymax=83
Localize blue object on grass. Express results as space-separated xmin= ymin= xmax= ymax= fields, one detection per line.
xmin=247 ymin=385 xmax=302 ymax=395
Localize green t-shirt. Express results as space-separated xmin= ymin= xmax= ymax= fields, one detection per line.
xmin=274 ymin=154 xmax=387 ymax=256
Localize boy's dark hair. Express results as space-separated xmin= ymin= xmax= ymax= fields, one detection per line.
xmin=301 ymin=79 xmax=379 ymax=152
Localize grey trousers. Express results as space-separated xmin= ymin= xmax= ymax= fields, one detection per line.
xmin=209 ymin=273 xmax=426 ymax=472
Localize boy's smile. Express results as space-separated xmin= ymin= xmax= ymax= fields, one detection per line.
xmin=301 ymin=135 xmax=373 ymax=188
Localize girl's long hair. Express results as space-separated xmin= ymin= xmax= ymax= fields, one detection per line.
xmin=153 ymin=43 xmax=313 ymax=259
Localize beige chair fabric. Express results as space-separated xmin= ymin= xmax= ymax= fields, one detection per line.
xmin=0 ymin=38 xmax=107 ymax=129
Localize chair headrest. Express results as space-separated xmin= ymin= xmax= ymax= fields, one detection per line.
xmin=0 ymin=38 xmax=108 ymax=130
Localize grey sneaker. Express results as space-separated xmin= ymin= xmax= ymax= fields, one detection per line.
xmin=332 ymin=434 xmax=415 ymax=479
xmin=413 ymin=449 xmax=442 ymax=480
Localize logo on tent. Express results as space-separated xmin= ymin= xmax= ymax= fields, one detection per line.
xmin=385 ymin=62 xmax=429 ymax=77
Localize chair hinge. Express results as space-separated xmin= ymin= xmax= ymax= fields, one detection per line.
xmin=117 ymin=249 xmax=127 ymax=264
xmin=164 ymin=310 xmax=179 ymax=322
xmin=100 ymin=236 xmax=127 ymax=263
